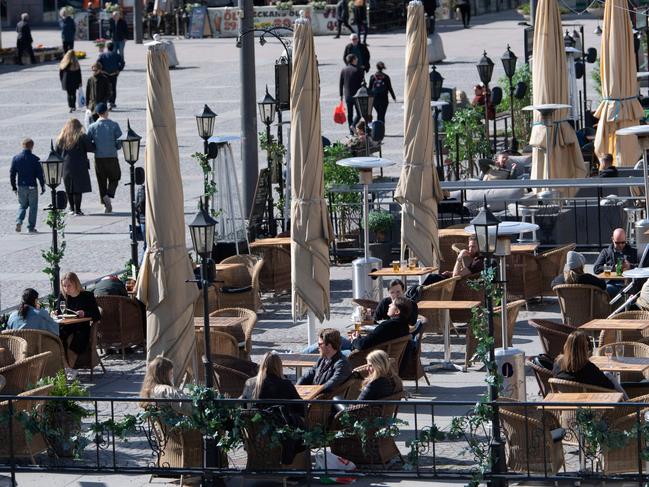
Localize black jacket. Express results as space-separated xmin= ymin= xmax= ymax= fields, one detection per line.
xmin=241 ymin=374 xmax=303 ymax=417
xmin=60 ymin=67 xmax=82 ymax=92
xmin=551 ymin=272 xmax=606 ymax=291
xmin=59 ymin=290 xmax=101 ymax=321
xmin=109 ymin=18 xmax=129 ymax=42
xmin=552 ymin=360 xmax=614 ymax=390
xmin=336 ymin=0 xmax=349 ymax=20
xmin=297 ymin=351 xmax=352 ymax=394
xmin=351 ymin=315 xmax=409 ymax=351
xmin=358 ymin=376 xmax=400 ymax=400
xmin=339 ymin=65 xmax=365 ymax=99
xmin=343 ymin=43 xmax=370 ymax=72
xmin=368 ymin=71 xmax=396 ymax=101
xmin=93 ymin=278 xmax=128 ymax=297
xmin=593 ymin=243 xmax=638 ymax=275
xmin=373 ymin=297 xmax=418 ymax=326
xmin=57 ymin=135 xmax=95 ymax=194
xmin=16 ymin=21 xmax=32 ymax=46
xmin=60 ymin=16 xmax=76 ymax=43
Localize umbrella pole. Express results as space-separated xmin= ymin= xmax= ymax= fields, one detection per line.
xmin=307 ymin=311 xmax=317 ymax=346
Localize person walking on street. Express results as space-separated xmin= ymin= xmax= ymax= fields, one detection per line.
xmin=59 ymin=8 xmax=76 ymax=52
xmin=369 ymin=62 xmax=396 ymax=124
xmin=109 ymin=11 xmax=129 ymax=61
xmin=455 ymin=0 xmax=470 ymax=28
xmin=59 ymin=51 xmax=82 ymax=113
xmin=343 ymin=33 xmax=370 ymax=73
xmin=56 ymin=118 xmax=96 ymax=216
xmin=86 ymin=62 xmax=111 ymax=121
xmin=335 ymin=0 xmax=353 ymax=38
xmin=87 ymin=103 xmax=122 ymax=213
xmin=353 ymin=0 xmax=368 ymax=44
xmin=16 ymin=13 xmax=35 ymax=65
xmin=10 ymin=138 xmax=44 ymax=233
xmin=339 ymin=54 xmax=365 ymax=134
xmin=97 ymin=41 xmax=125 ymax=110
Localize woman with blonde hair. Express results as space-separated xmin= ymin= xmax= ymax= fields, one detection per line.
xmin=358 ymin=350 xmax=402 ymax=400
xmin=59 ymin=50 xmax=82 ymax=113
xmin=552 ymin=330 xmax=615 ymax=391
xmin=140 ymin=356 xmax=191 ymax=415
xmin=56 ymin=118 xmax=95 ymax=215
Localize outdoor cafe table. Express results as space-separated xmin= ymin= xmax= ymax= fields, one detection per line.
xmin=419 ymin=300 xmax=481 ymax=372
xmin=296 ymin=384 xmax=324 ymax=400
xmin=510 ymin=242 xmax=539 ymax=254
xmin=277 ymin=353 xmax=319 ymax=379
xmin=579 ymin=319 xmax=649 ymax=345
xmin=369 ymin=266 xmax=437 ymax=286
xmin=193 ymin=316 xmax=247 ymax=345
xmin=248 ymin=237 xmax=291 ymax=249
xmin=595 ymin=273 xmax=628 ymax=280
xmin=589 ymin=355 xmax=649 ymax=375
xmin=56 ymin=316 xmax=92 ymax=326
xmin=541 ymin=392 xmax=624 ymax=409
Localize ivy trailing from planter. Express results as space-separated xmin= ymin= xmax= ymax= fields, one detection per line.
xmin=259 ymin=131 xmax=287 ymax=219
xmin=191 ymin=152 xmax=218 ymax=217
xmin=41 ymin=204 xmax=66 ymax=309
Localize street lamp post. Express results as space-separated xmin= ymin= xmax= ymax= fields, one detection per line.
xmin=353 ymin=82 xmax=374 ymax=157
xmin=501 ymin=45 xmax=518 ymax=152
xmin=258 ymin=86 xmax=278 ymax=236
xmin=41 ymin=141 xmax=64 ymax=299
xmin=196 ymin=104 xmax=217 ymax=210
xmin=470 ymin=197 xmax=506 ymax=487
xmin=118 ymin=120 xmax=142 ymax=271
xmin=476 ymin=51 xmax=495 ymax=155
xmin=430 ymin=65 xmax=444 ymax=171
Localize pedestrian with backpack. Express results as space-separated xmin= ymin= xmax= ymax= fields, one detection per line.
xmin=368 ymin=62 xmax=396 ymax=124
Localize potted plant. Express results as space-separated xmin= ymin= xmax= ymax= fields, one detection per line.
xmin=368 ymin=210 xmax=394 ymax=266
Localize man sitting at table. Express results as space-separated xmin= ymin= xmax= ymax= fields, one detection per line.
xmin=374 ymin=278 xmax=419 ymax=325
xmin=349 ymin=297 xmax=411 ymax=351
xmin=297 ymin=328 xmax=352 ymax=394
xmin=551 ymin=251 xmax=605 ymax=290
xmin=423 ymin=235 xmax=485 ymax=284
xmin=593 ymin=228 xmax=637 ymax=296
xmin=92 ymin=274 xmax=128 ymax=297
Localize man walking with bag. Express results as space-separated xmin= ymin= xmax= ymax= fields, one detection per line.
xmin=10 ymin=139 xmax=44 ymax=233
xmin=87 ymin=103 xmax=122 ymax=213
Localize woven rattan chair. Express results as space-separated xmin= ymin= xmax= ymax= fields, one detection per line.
xmin=0 ymin=384 xmax=53 ymax=462
xmin=72 ymin=320 xmax=105 ymax=380
xmin=450 ymin=273 xmax=484 ymax=324
xmin=553 ymin=283 xmax=611 ymax=327
xmin=505 ymin=252 xmax=543 ymax=303
xmin=193 ymin=284 xmax=220 ymax=317
xmin=209 ymin=307 xmax=257 ymax=360
xmin=194 ymin=328 xmax=239 ymax=384
xmin=527 ymin=319 xmax=571 ymax=359
xmin=2 ymin=329 xmax=67 ymax=379
xmin=217 ymin=255 xmax=265 ymax=312
xmin=525 ymin=358 xmax=553 ymax=397
xmin=0 ymin=335 xmax=28 ymax=363
xmin=599 ymin=310 xmax=649 ymax=345
xmin=330 ymin=391 xmax=404 ymax=466
xmin=418 ymin=276 xmax=461 ymax=335
xmin=537 ymin=244 xmax=576 ymax=297
xmin=399 ymin=322 xmax=430 ymax=392
xmin=0 ymin=351 xmax=51 ymax=394
xmin=306 ymin=374 xmax=362 ymax=429
xmin=347 ymin=334 xmax=411 ymax=370
xmin=602 ymin=408 xmax=649 ymax=474
xmin=253 ymin=245 xmax=291 ymax=295
xmin=212 ymin=361 xmax=256 ymax=398
xmin=95 ymin=295 xmax=145 ymax=359
xmin=464 ymin=300 xmax=525 ymax=370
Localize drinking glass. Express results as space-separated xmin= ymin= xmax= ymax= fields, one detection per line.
xmin=354 ymin=321 xmax=361 ymax=333
xmin=603 ymin=265 xmax=611 ymax=277
xmin=59 ymin=302 xmax=67 ymax=316
xmin=408 ymin=257 xmax=417 ymax=270
xmin=605 ymin=345 xmax=613 ymax=366
xmin=391 ymin=260 xmax=400 ymax=272
xmin=615 ymin=344 xmax=624 ymax=360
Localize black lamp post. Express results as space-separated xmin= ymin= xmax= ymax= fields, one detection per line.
xmin=195 ymin=104 xmax=217 ymax=210
xmin=41 ymin=141 xmax=64 ymax=299
xmin=430 ymin=65 xmax=444 ymax=170
xmin=118 ymin=120 xmax=142 ymax=272
xmin=476 ymin=51 xmax=495 ymax=154
xmin=258 ymin=86 xmax=278 ymax=236
xmin=353 ymin=81 xmax=374 ymax=157
xmin=501 ymin=45 xmax=518 ymax=152
xmin=470 ymin=197 xmax=506 ymax=487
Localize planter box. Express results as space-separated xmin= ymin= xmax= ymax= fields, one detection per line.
xmin=0 ymin=47 xmax=63 ymax=65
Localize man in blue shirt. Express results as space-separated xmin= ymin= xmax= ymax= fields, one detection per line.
xmin=87 ymin=103 xmax=122 ymax=213
xmin=97 ymin=41 xmax=125 ymax=110
xmin=10 ymin=138 xmax=44 ymax=233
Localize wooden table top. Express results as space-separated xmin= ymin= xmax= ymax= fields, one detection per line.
xmin=417 ymin=300 xmax=481 ymax=310
xmin=369 ymin=266 xmax=437 ymax=277
xmin=542 ymin=392 xmax=624 ymax=409
xmin=249 ymin=237 xmax=292 ymax=248
xmin=0 ymin=374 xmax=5 ymax=393
xmin=214 ymin=263 xmax=245 ymax=271
xmin=194 ymin=316 xmax=247 ymax=328
xmin=295 ymin=384 xmax=325 ymax=400
xmin=277 ymin=353 xmax=319 ymax=366
xmin=439 ymin=228 xmax=471 ymax=237
xmin=595 ymin=272 xmax=627 ymax=280
xmin=580 ymin=319 xmax=649 ymax=331
xmin=590 ymin=356 xmax=649 ymax=373
xmin=56 ymin=316 xmax=92 ymax=326
xmin=510 ymin=243 xmax=539 ymax=253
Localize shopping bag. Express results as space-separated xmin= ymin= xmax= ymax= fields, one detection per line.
xmin=315 ymin=451 xmax=356 ymax=484
xmin=84 ymin=109 xmax=93 ymax=130
xmin=333 ymin=101 xmax=347 ymax=125
xmin=77 ymin=87 xmax=86 ymax=108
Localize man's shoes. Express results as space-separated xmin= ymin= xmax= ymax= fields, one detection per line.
xmin=28 ymin=228 xmax=38 ymax=234
xmin=68 ymin=210 xmax=76 ymax=215
xmin=69 ymin=107 xmax=75 ymax=113
xmin=103 ymin=195 xmax=113 ymax=213
xmin=15 ymin=223 xmax=21 ymax=232
xmin=334 ymin=35 xmax=340 ymax=38
xmin=75 ymin=210 xmax=85 ymax=216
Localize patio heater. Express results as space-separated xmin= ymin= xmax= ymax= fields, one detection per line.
xmin=430 ymin=65 xmax=447 ymax=172
xmin=336 ymin=156 xmax=394 ymax=301
xmin=118 ymin=120 xmax=142 ymax=272
xmin=616 ymin=125 xmax=649 ymax=254
xmin=41 ymin=142 xmax=64 ymax=299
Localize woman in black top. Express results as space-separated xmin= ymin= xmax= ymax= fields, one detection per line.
xmin=368 ymin=62 xmax=396 ymax=124
xmin=59 ymin=51 xmax=82 ymax=113
xmin=58 ymin=271 xmax=101 ymax=367
xmin=358 ymin=350 xmax=402 ymax=400
xmin=55 ymin=118 xmax=95 ymax=215
xmin=550 ymin=250 xmax=606 ymax=291
xmin=552 ymin=330 xmax=615 ymax=390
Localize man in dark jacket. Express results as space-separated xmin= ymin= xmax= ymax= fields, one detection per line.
xmin=109 ymin=11 xmax=129 ymax=61
xmin=593 ymin=228 xmax=637 ymax=296
xmin=298 ymin=328 xmax=352 ymax=394
xmin=86 ymin=62 xmax=112 ymax=118
xmin=339 ymin=54 xmax=365 ymax=134
xmin=343 ymin=33 xmax=370 ymax=72
xmin=16 ymin=13 xmax=35 ymax=65
xmin=93 ymin=275 xmax=128 ymax=297
xmin=335 ymin=0 xmax=353 ymax=38
xmin=373 ymin=279 xmax=419 ymax=326
xmin=10 ymin=138 xmax=44 ymax=233
xmin=350 ymin=297 xmax=411 ymax=351
xmin=59 ymin=10 xmax=76 ymax=52
xmin=598 ymin=153 xmax=618 ymax=178
xmin=98 ymin=41 xmax=125 ymax=110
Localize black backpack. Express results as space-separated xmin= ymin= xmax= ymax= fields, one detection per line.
xmin=371 ymin=74 xmax=388 ymax=96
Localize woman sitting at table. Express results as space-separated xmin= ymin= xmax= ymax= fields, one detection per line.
xmin=358 ymin=350 xmax=402 ymax=400
xmin=139 ymin=355 xmax=192 ymax=415
xmin=57 ymin=271 xmax=101 ymax=368
xmin=7 ymin=288 xmax=59 ymax=336
xmin=550 ymin=251 xmax=606 ymax=290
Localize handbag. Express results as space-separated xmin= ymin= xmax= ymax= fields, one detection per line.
xmin=333 ymin=101 xmax=347 ymax=125
xmin=77 ymin=87 xmax=86 ymax=108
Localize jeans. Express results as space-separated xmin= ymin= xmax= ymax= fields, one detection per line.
xmin=107 ymin=75 xmax=118 ymax=105
xmin=303 ymin=337 xmax=353 ymax=354
xmin=16 ymin=186 xmax=38 ymax=230
xmin=607 ymin=282 xmax=624 ymax=298
xmin=113 ymin=40 xmax=125 ymax=61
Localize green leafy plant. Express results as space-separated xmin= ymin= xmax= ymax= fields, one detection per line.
xmin=183 ymin=2 xmax=201 ymax=13
xmin=592 ymin=57 xmax=602 ymax=97
xmin=41 ymin=206 xmax=66 ymax=310
xmin=310 ymin=0 xmax=327 ymax=10
xmin=497 ymin=63 xmax=532 ymax=145
xmin=323 ymin=142 xmax=361 ymax=240
xmin=259 ymin=131 xmax=287 ymax=220
xmin=191 ymin=151 xmax=218 ymax=217
xmin=574 ymin=408 xmax=633 ymax=472
xmin=367 ymin=210 xmax=393 ymax=242
xmin=443 ymin=106 xmax=491 ymax=179
xmin=275 ymin=0 xmax=293 ymax=10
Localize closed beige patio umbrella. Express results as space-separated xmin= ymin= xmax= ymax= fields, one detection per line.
xmin=290 ymin=15 xmax=330 ymax=327
xmin=593 ymin=0 xmax=643 ymax=166
xmin=529 ymin=0 xmax=586 ymax=183
xmin=394 ymin=0 xmax=443 ymax=267
xmin=136 ymin=45 xmax=198 ymax=383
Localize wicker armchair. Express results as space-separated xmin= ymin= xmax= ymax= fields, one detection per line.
xmin=217 ymin=255 xmax=264 ymax=312
xmin=464 ymin=300 xmax=525 ymax=370
xmin=399 ymin=322 xmax=429 ymax=392
xmin=537 ymin=244 xmax=576 ymax=297
xmin=499 ymin=401 xmax=565 ymax=474
xmin=347 ymin=334 xmax=411 ymax=370
xmin=330 ymin=391 xmax=404 ymax=466
xmin=450 ymin=273 xmax=484 ymax=324
xmin=72 ymin=321 xmax=105 ymax=380
xmin=600 ymin=310 xmax=649 ymax=345
xmin=0 ymin=351 xmax=51 ymax=395
xmin=0 ymin=335 xmax=28 ymax=363
xmin=0 ymin=384 xmax=53 ymax=462
xmin=418 ymin=276 xmax=461 ymax=335
xmin=194 ymin=328 xmax=240 ymax=384
xmin=306 ymin=374 xmax=362 ymax=429
xmin=525 ymin=358 xmax=553 ymax=397
xmin=193 ymin=284 xmax=220 ymax=317
xmin=505 ymin=253 xmax=543 ymax=303
xmin=212 ymin=360 xmax=256 ymax=398
xmin=95 ymin=295 xmax=145 ymax=359
xmin=209 ymin=307 xmax=257 ymax=360
xmin=2 ymin=329 xmax=67 ymax=379
xmin=553 ymin=284 xmax=611 ymax=327
xmin=252 ymin=245 xmax=291 ymax=295
xmin=602 ymin=409 xmax=649 ymax=474
xmin=527 ymin=319 xmax=571 ymax=359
